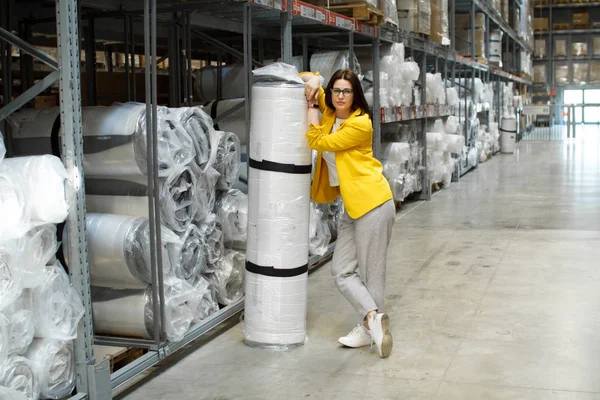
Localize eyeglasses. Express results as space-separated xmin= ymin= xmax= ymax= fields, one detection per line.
xmin=330 ymin=88 xmax=354 ymax=98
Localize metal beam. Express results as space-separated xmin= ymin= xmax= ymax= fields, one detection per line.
xmin=0 ymin=70 xmax=59 ymax=122
xmin=0 ymin=26 xmax=58 ymax=69
xmin=281 ymin=0 xmax=293 ymax=64
xmin=213 ymin=100 xmax=245 ymax=124
xmin=191 ymin=28 xmax=263 ymax=68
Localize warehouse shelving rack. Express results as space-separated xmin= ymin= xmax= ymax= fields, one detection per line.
xmin=0 ymin=0 xmax=532 ymax=398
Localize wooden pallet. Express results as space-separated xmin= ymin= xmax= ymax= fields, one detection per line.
xmin=572 ymin=23 xmax=589 ymax=29
xmin=327 ymin=3 xmax=385 ymax=25
xmin=552 ymin=23 xmax=570 ymax=30
xmin=553 ymin=0 xmax=569 ymax=4
xmin=533 ymin=0 xmax=549 ymax=4
xmin=416 ymin=32 xmax=431 ymax=40
xmin=95 ymin=346 xmax=147 ymax=374
xmin=476 ymin=56 xmax=489 ymax=65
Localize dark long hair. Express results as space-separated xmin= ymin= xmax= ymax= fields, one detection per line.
xmin=325 ymin=69 xmax=371 ymax=120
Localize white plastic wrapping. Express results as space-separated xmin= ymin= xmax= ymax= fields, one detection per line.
xmin=86 ymin=164 xmax=198 ymax=233
xmin=0 ymin=130 xmax=5 ymax=164
xmin=382 ymin=0 xmax=399 ymax=26
xmin=214 ymin=131 xmax=241 ymax=192
xmin=92 ymin=278 xmax=200 ymax=343
xmin=25 ymin=339 xmax=74 ymax=399
xmin=468 ymin=147 xmax=479 ymax=167
xmin=216 ymin=189 xmax=248 ymax=248
xmin=1 ymin=156 xmax=68 ymax=225
xmin=426 ymin=73 xmax=446 ymax=104
xmin=198 ymin=213 xmax=224 ymax=273
xmin=193 ymin=277 xmax=219 ymax=323
xmin=0 ymin=355 xmax=37 ymax=399
xmin=0 ymin=165 xmax=30 ymax=240
xmin=212 ymin=249 xmax=245 ymax=306
xmin=167 ymin=106 xmax=218 ymax=170
xmin=0 ymin=386 xmax=28 ymax=400
xmin=4 ymin=297 xmax=34 ymax=356
xmin=446 ymin=87 xmax=459 ymax=107
xmin=426 ymin=132 xmax=448 ymax=152
xmin=310 ymin=51 xmax=361 ymax=86
xmin=168 ymin=224 xmax=205 ymax=287
xmin=82 ymin=213 xmax=175 ymax=289
xmin=193 ymin=165 xmax=220 ymax=223
xmin=309 ymin=202 xmax=331 ymax=257
xmin=29 ymin=262 xmax=85 ymax=341
xmin=244 ymin=66 xmax=310 ymax=348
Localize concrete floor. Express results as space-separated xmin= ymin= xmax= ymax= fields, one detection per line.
xmin=121 ymin=139 xmax=600 ymax=400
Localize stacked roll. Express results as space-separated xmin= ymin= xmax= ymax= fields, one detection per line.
xmin=0 ymin=148 xmax=82 ymax=400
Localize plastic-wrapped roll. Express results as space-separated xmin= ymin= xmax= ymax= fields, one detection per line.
xmin=215 ymin=189 xmax=248 ymax=248
xmin=1 ymin=156 xmax=68 ymax=224
xmin=214 ymin=131 xmax=241 ymax=191
xmin=10 ymin=103 xmax=195 ymax=180
xmin=0 ymin=312 xmax=10 ymax=359
xmin=0 ymin=254 xmax=22 ymax=312
xmin=0 ymin=355 xmax=38 ymax=399
xmin=167 ymin=107 xmax=218 ymax=170
xmin=310 ymin=51 xmax=361 ymax=86
xmin=245 ymin=64 xmax=310 ymax=348
xmin=28 ymin=262 xmax=85 ymax=341
xmin=447 ymin=134 xmax=466 ymax=154
xmin=426 ymin=132 xmax=449 ymax=152
xmin=0 ymin=386 xmax=28 ymax=400
xmin=25 ymin=339 xmax=74 ymax=399
xmin=83 ymin=213 xmax=175 ymax=289
xmin=193 ymin=165 xmax=219 ymax=223
xmin=92 ymin=278 xmax=200 ymax=343
xmin=0 ymin=130 xmax=5 ymax=164
xmin=211 ymin=249 xmax=245 ymax=306
xmin=194 ymin=64 xmax=246 ymax=102
xmin=4 ymin=297 xmax=34 ymax=356
xmin=192 ymin=277 xmax=218 ymax=323
xmin=445 ymin=115 xmax=459 ymax=134
xmin=309 ymin=203 xmax=331 ymax=257
xmin=167 ymin=224 xmax=205 ymax=287
xmin=86 ymin=165 xmax=198 ymax=233
xmin=198 ymin=213 xmax=224 ymax=273
xmin=0 ymin=166 xmax=29 ymax=241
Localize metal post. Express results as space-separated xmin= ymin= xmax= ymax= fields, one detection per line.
xmin=281 ymin=0 xmax=292 ymax=64
xmin=372 ymin=37 xmax=381 ymax=160
xmin=18 ymin=22 xmax=34 ymax=105
xmin=186 ymin=11 xmax=193 ymax=105
xmin=471 ymin=1 xmax=476 ymax=60
xmin=348 ymin=31 xmax=355 ymax=71
xmin=181 ymin=14 xmax=189 ymax=107
xmin=84 ymin=18 xmax=97 ymax=106
xmin=124 ymin=15 xmax=131 ymax=101
xmin=1 ymin=0 xmax=12 ymax=156
xmin=302 ymin=35 xmax=309 ymax=71
xmin=419 ymin=51 xmax=430 ymax=200
xmin=130 ymin=13 xmax=137 ymax=102
xmin=167 ymin=17 xmax=179 ymax=106
xmin=449 ymin=0 xmax=455 ymax=53
xmin=217 ymin=51 xmax=223 ymax=101
xmin=258 ymin=39 xmax=265 ymax=64
xmin=56 ymin=0 xmax=112 ymax=398
xmin=485 ymin=15 xmax=490 ymax=62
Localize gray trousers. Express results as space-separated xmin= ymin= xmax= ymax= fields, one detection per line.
xmin=331 ymin=199 xmax=395 ymax=319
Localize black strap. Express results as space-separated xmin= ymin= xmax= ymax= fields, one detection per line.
xmin=246 ymin=260 xmax=308 ymax=278
xmin=210 ymin=101 xmax=220 ymax=131
xmin=249 ymin=157 xmax=311 ymax=175
xmin=499 ymin=128 xmax=517 ymax=133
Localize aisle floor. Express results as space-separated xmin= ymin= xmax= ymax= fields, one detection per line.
xmin=121 ymin=139 xmax=600 ymax=400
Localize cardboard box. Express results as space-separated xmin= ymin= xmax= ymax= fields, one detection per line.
xmin=573 ymin=63 xmax=588 ymax=83
xmin=572 ymin=43 xmax=588 ymax=56
xmin=535 ymin=40 xmax=547 ymax=58
xmin=533 ymin=17 xmax=549 ymax=31
xmin=534 ymin=65 xmax=547 ymax=83
xmin=555 ymin=39 xmax=567 ymax=57
xmin=397 ymin=0 xmax=430 ymax=35
xmin=572 ymin=11 xmax=589 ymax=28
xmin=456 ymin=29 xmax=486 ymax=57
xmin=594 ymin=37 xmax=600 ymax=56
xmin=34 ymin=95 xmax=57 ymax=109
xmin=455 ymin=13 xmax=486 ymax=30
xmin=555 ymin=65 xmax=569 ymax=83
xmin=430 ymin=0 xmax=449 ymax=45
xmin=501 ymin=0 xmax=509 ymax=22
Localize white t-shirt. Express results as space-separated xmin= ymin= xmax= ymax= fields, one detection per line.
xmin=322 ymin=118 xmax=345 ymax=187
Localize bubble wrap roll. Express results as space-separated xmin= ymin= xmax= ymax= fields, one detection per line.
xmin=447 ymin=134 xmax=466 ymax=154
xmin=193 ymin=277 xmax=219 ymax=323
xmin=167 ymin=106 xmax=218 ymax=170
xmin=216 ymin=189 xmax=248 ymax=247
xmin=4 ymin=297 xmax=34 ymax=356
xmin=192 ymin=165 xmax=219 ymax=223
xmin=167 ymin=224 xmax=206 ymax=287
xmin=214 ymin=131 xmax=241 ymax=191
xmin=25 ymin=339 xmax=74 ymax=399
xmin=198 ymin=214 xmax=224 ymax=273
xmin=212 ymin=249 xmax=245 ymax=306
xmin=0 ymin=165 xmax=29 ymax=241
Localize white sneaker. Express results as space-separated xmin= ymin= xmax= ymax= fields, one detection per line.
xmin=338 ymin=325 xmax=372 ymax=348
xmin=368 ymin=313 xmax=393 ymax=358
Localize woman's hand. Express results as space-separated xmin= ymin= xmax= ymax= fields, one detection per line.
xmin=304 ymin=76 xmax=320 ymax=104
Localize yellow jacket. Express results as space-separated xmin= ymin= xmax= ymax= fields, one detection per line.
xmin=307 ymin=86 xmax=393 ymax=219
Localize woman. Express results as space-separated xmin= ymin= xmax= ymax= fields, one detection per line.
xmin=300 ymin=69 xmax=395 ymax=358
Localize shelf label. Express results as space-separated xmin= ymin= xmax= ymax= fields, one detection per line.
xmin=329 ymin=13 xmax=355 ymax=30
xmin=355 ymin=22 xmax=376 ymax=37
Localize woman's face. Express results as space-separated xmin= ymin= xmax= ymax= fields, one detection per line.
xmin=331 ymin=79 xmax=354 ymax=114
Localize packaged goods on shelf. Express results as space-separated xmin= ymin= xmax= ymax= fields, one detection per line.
xmin=382 ymin=0 xmax=400 ymax=26
xmin=426 ymin=73 xmax=446 ymax=104
xmin=591 ymin=63 xmax=600 ymax=83
xmin=534 ymin=65 xmax=547 ymax=83
xmin=572 ymin=11 xmax=589 ymax=28
xmin=501 ymin=0 xmax=509 ymax=22
xmin=555 ymin=40 xmax=567 ymax=58
xmin=92 ymin=278 xmax=200 ymax=343
xmin=445 ymin=116 xmax=460 ymax=135
xmin=194 ymin=278 xmax=219 ymax=322
xmin=520 ymin=51 xmax=532 ymax=78
xmin=397 ymin=0 xmax=431 ymax=36
xmin=446 ymin=134 xmax=465 ymax=154
xmin=456 ymin=29 xmax=486 ymax=57
xmin=1 ymin=299 xmax=35 ymax=357
xmin=446 ymin=87 xmax=459 ymax=107
xmin=572 ymin=43 xmax=588 ymax=57
xmin=381 ymin=124 xmax=423 ymax=202
xmin=595 ymin=38 xmax=600 ymax=56
xmin=305 ymin=0 xmax=378 ymax=6
xmin=554 ymin=65 xmax=569 ymax=84
xmin=535 ymin=40 xmax=546 ymax=58
xmin=25 ymin=339 xmax=74 ymax=399
xmin=533 ymin=18 xmax=549 ymax=31
xmin=455 ymin=13 xmax=485 ymax=30
xmin=213 ymin=130 xmax=241 ymax=192
xmin=573 ymin=63 xmax=589 ymax=84
xmin=0 ymin=355 xmax=37 ymax=399
xmin=426 ymin=131 xmax=448 ymax=152
xmin=430 ymin=0 xmax=450 ymax=46
xmin=309 ymin=202 xmax=332 ymax=257
xmin=197 ymin=213 xmax=224 ymax=272
xmin=310 ymin=51 xmax=361 ymax=88
xmin=490 ymin=30 xmax=503 ymax=67
xmin=467 ymin=147 xmax=478 ymax=168
xmin=211 ymin=249 xmax=244 ymax=306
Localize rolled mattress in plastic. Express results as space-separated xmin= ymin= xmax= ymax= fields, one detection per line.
xmin=25 ymin=339 xmax=75 ymax=399
xmin=0 ymin=355 xmax=37 ymax=399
